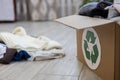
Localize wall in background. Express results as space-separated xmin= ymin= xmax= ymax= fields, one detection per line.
xmin=0 ymin=0 xmax=15 ymax=21
xmin=114 ymin=0 xmax=120 ymax=2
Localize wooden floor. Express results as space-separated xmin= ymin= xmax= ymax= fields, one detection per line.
xmin=0 ymin=21 xmax=102 ymax=80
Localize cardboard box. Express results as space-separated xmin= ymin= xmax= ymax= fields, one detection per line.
xmin=55 ymin=15 xmax=120 ymax=80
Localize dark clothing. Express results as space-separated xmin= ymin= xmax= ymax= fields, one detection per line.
xmin=78 ymin=1 xmax=113 ymax=18
xmin=13 ymin=50 xmax=31 ymax=61
xmin=90 ymin=1 xmax=112 ymax=18
xmin=0 ymin=48 xmax=17 ymax=64
xmin=90 ymin=8 xmax=109 ymax=18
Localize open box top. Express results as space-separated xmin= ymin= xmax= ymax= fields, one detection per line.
xmin=55 ymin=15 xmax=113 ymax=29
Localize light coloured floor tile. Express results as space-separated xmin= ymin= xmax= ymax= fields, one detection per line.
xmin=31 ymin=74 xmax=78 ymax=80
xmin=0 ymin=61 xmax=49 ymax=80
xmin=0 ymin=21 xmax=101 ymax=80
xmin=39 ymin=57 xmax=83 ymax=76
xmin=79 ymin=66 xmax=102 ymax=80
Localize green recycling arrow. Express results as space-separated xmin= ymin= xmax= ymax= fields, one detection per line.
xmin=84 ymin=30 xmax=99 ymax=64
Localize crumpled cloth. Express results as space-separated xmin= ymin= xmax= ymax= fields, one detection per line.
xmin=0 ymin=27 xmax=62 ymax=51
xmin=13 ymin=50 xmax=31 ymax=61
xmin=0 ymin=43 xmax=7 ymax=59
xmin=113 ymin=4 xmax=120 ymax=13
xmin=27 ymin=49 xmax=65 ymax=61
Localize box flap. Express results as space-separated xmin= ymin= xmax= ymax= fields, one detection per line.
xmin=55 ymin=15 xmax=113 ymax=29
xmin=117 ymin=22 xmax=120 ymax=25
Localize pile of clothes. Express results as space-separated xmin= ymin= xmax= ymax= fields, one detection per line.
xmin=0 ymin=27 xmax=65 ymax=64
xmin=78 ymin=1 xmax=120 ymax=21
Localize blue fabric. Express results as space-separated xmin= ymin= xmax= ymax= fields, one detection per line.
xmin=0 ymin=41 xmax=6 ymax=45
xmin=79 ymin=2 xmax=98 ymax=16
xmin=90 ymin=1 xmax=113 ymax=18
xmin=13 ymin=50 xmax=31 ymax=61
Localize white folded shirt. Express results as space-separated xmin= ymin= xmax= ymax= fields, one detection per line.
xmin=0 ymin=27 xmax=62 ymax=51
xmin=27 ymin=49 xmax=65 ymax=61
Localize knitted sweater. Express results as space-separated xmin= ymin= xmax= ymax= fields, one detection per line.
xmin=0 ymin=27 xmax=62 ymax=51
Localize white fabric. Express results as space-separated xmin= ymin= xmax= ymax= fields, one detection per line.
xmin=0 ymin=27 xmax=62 ymax=51
xmin=113 ymin=4 xmax=120 ymax=13
xmin=38 ymin=36 xmax=62 ymax=50
xmin=0 ymin=43 xmax=7 ymax=59
xmin=12 ymin=26 xmax=27 ymax=36
xmin=28 ymin=49 xmax=65 ymax=61
xmin=0 ymin=32 xmax=47 ymax=51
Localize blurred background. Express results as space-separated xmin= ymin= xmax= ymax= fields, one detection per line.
xmin=0 ymin=0 xmax=115 ymax=22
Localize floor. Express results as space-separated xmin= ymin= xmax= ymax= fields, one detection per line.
xmin=0 ymin=21 xmax=102 ymax=80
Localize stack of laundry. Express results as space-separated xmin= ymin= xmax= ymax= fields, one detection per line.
xmin=0 ymin=27 xmax=65 ymax=64
xmin=78 ymin=1 xmax=120 ymax=21
xmin=78 ymin=1 xmax=113 ymax=18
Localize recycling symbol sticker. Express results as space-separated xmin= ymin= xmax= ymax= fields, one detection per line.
xmin=82 ymin=28 xmax=101 ymax=70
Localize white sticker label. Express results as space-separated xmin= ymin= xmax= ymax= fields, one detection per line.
xmin=82 ymin=28 xmax=101 ymax=70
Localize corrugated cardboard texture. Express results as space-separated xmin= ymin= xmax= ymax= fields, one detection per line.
xmin=77 ymin=23 xmax=115 ymax=80
xmin=56 ymin=15 xmax=120 ymax=80
xmin=115 ymin=23 xmax=120 ymax=80
xmin=56 ymin=15 xmax=113 ymax=29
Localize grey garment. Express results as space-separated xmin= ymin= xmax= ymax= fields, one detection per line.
xmin=107 ymin=6 xmax=120 ymax=20
xmin=78 ymin=2 xmax=98 ymax=16
xmin=110 ymin=16 xmax=120 ymax=22
xmin=115 ymin=2 xmax=120 ymax=4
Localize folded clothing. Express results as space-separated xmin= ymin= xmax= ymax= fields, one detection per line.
xmin=0 ymin=27 xmax=62 ymax=51
xmin=0 ymin=48 xmax=17 ymax=64
xmin=0 ymin=32 xmax=48 ymax=51
xmin=38 ymin=36 xmax=62 ymax=50
xmin=28 ymin=49 xmax=65 ymax=61
xmin=79 ymin=1 xmax=113 ymax=18
xmin=13 ymin=50 xmax=31 ymax=61
xmin=78 ymin=2 xmax=98 ymax=16
xmin=0 ymin=43 xmax=7 ymax=59
xmin=0 ymin=27 xmax=64 ymax=63
xmin=113 ymin=4 xmax=120 ymax=13
xmin=107 ymin=6 xmax=120 ymax=20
